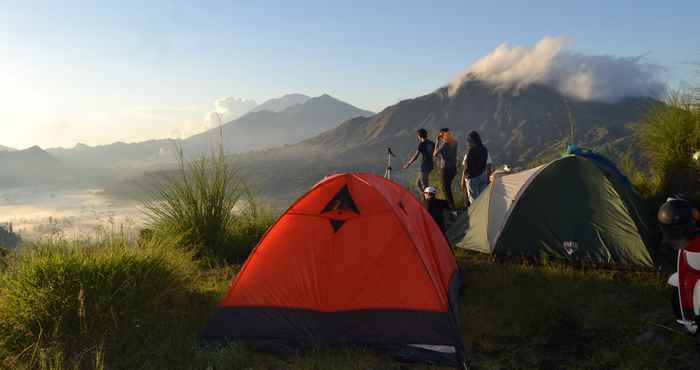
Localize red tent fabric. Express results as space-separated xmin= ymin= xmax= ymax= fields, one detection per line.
xmin=203 ymin=173 xmax=463 ymax=362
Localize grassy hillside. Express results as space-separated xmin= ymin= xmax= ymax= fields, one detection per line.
xmin=0 ymin=244 xmax=697 ymax=370
xmin=7 ymin=103 xmax=699 ymax=368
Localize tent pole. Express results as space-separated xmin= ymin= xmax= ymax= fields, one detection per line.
xmin=384 ymin=147 xmax=395 ymax=180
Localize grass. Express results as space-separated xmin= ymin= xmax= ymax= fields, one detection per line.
xmin=457 ymin=253 xmax=698 ymax=369
xmin=1 ymin=240 xmax=699 ymax=369
xmin=0 ymin=238 xmax=197 ymax=369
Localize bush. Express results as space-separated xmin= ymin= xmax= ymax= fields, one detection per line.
xmin=0 ymin=239 xmax=196 ymax=369
xmin=142 ymin=146 xmax=274 ymax=264
xmin=636 ymin=94 xmax=700 ymax=198
xmin=0 ymin=246 xmax=9 ymax=272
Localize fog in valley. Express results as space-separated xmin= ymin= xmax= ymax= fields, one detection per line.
xmin=0 ymin=185 xmax=143 ymax=242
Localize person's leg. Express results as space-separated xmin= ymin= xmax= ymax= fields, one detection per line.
xmin=417 ymin=170 xmax=430 ymax=194
xmin=442 ymin=167 xmax=456 ymax=208
xmin=478 ymin=172 xmax=488 ymax=194
xmin=467 ymin=176 xmax=477 ymax=204
xmin=468 ymin=172 xmax=488 ymax=203
xmin=416 ymin=173 xmax=424 ymax=194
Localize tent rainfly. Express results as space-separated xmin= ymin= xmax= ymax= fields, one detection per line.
xmin=203 ymin=173 xmax=465 ymax=365
xmin=448 ymin=155 xmax=655 ymax=268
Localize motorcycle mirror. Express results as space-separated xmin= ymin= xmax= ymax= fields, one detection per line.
xmin=658 ymin=198 xmax=693 ymax=226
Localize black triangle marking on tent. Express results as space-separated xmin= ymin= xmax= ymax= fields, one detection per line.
xmin=321 ymin=186 xmax=360 ymax=214
xmin=329 ymin=219 xmax=346 ymax=233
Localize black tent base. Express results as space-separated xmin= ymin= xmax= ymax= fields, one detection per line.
xmin=200 ymin=339 xmax=464 ymax=368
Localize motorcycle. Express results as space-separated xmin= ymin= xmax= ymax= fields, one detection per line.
xmin=659 ymin=196 xmax=700 ymax=334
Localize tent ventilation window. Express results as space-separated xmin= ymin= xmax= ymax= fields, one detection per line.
xmin=321 ymin=186 xmax=360 ymax=214
xmin=329 ymin=219 xmax=346 ymax=233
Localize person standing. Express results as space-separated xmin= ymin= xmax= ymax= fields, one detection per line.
xmin=461 ymin=143 xmax=493 ymax=207
xmin=403 ymin=129 xmax=435 ymax=195
xmin=460 ymin=131 xmax=489 ymax=206
xmin=433 ymin=128 xmax=459 ymax=208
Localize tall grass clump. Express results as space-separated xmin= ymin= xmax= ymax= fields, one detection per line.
xmin=0 ymin=239 xmax=196 ymax=369
xmin=637 ymin=93 xmax=700 ymax=198
xmin=143 ymin=145 xmax=274 ymax=264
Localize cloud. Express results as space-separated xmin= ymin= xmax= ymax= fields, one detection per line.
xmin=449 ymin=36 xmax=667 ymax=102
xmin=168 ymin=121 xmax=207 ymax=140
xmin=204 ymin=97 xmax=258 ymax=128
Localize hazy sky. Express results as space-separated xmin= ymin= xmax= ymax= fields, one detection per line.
xmin=1 ymin=0 xmax=698 ymax=149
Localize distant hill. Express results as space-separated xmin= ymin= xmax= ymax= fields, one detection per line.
xmin=0 ymin=145 xmax=16 ymax=152
xmin=183 ymin=94 xmax=374 ymax=156
xmin=250 ymin=93 xmax=311 ymax=113
xmin=220 ymin=80 xmax=657 ymax=203
xmin=0 ymin=224 xmax=20 ymax=249
xmin=0 ymin=146 xmax=64 ymax=187
xmin=47 ymin=139 xmax=180 ymax=169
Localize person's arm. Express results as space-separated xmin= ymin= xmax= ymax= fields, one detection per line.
xmin=486 ymin=152 xmax=493 ymax=183
xmin=403 ymin=151 xmax=420 ymax=169
xmin=460 ymin=170 xmax=467 ymax=192
xmin=460 ymin=152 xmax=469 ymax=191
xmin=433 ymin=138 xmax=442 ymax=157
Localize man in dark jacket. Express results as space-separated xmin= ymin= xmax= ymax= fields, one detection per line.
xmin=460 ymin=131 xmax=489 ymax=205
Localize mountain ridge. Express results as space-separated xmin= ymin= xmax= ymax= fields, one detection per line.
xmin=220 ymin=80 xmax=658 ymax=203
xmin=250 ymin=93 xmax=311 ymax=113
xmin=182 ymin=94 xmax=373 ymax=156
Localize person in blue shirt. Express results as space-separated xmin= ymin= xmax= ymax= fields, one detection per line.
xmin=403 ymin=128 xmax=435 ymax=195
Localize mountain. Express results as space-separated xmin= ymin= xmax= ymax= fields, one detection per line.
xmin=221 ymin=80 xmax=657 ymax=204
xmin=183 ymin=94 xmax=374 ymax=156
xmin=47 ymin=139 xmax=180 ymax=169
xmin=250 ymin=93 xmax=310 ymax=113
xmin=0 ymin=145 xmax=16 ymax=152
xmin=44 ymin=94 xmax=369 ymax=170
xmin=0 ymin=146 xmax=64 ymax=187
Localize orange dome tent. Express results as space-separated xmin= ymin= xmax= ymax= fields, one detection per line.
xmin=202 ymin=173 xmax=464 ymax=364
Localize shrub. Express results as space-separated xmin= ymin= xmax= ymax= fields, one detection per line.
xmin=0 ymin=246 xmax=8 ymax=272
xmin=0 ymin=239 xmax=196 ymax=369
xmin=142 ymin=146 xmax=274 ymax=264
xmin=636 ymin=94 xmax=700 ymax=198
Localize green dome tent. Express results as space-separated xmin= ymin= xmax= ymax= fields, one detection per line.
xmin=448 ymin=155 xmax=655 ymax=268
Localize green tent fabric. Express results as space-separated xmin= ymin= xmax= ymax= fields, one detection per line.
xmin=451 ymin=155 xmax=655 ymax=268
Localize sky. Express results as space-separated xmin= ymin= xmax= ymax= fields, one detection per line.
xmin=0 ymin=0 xmax=698 ymax=149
